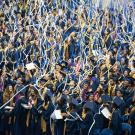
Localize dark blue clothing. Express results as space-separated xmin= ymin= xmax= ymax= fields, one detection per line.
xmin=54 ymin=104 xmax=67 ymax=135
xmin=65 ymin=110 xmax=80 ymax=135
xmin=29 ymin=99 xmax=43 ymax=135
xmin=14 ymin=97 xmax=28 ymax=135
xmin=81 ymin=111 xmax=93 ymax=135
xmin=110 ymin=109 xmax=123 ymax=135
xmin=41 ymin=102 xmax=54 ymax=135
xmin=129 ymin=110 xmax=135 ymax=135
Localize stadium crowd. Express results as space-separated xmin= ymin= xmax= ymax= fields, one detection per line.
xmin=0 ymin=0 xmax=135 ymax=135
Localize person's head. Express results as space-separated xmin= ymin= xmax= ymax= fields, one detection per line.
xmin=116 ymin=90 xmax=123 ymax=97
xmin=55 ymin=64 xmax=62 ymax=71
xmin=83 ymin=82 xmax=89 ymax=89
xmin=8 ymin=85 xmax=13 ymax=91
xmin=18 ymin=64 xmax=23 ymax=70
xmin=123 ymin=49 xmax=128 ymax=56
xmin=113 ymin=64 xmax=118 ymax=72
xmin=44 ymin=90 xmax=52 ymax=103
xmin=17 ymin=77 xmax=23 ymax=84
xmin=34 ymin=39 xmax=38 ymax=46
xmin=88 ymin=93 xmax=94 ymax=101
xmin=120 ymin=57 xmax=126 ymax=65
xmin=29 ymin=90 xmax=38 ymax=100
xmin=109 ymin=78 xmax=114 ymax=85
xmin=112 ymin=102 xmax=119 ymax=109
xmin=124 ymin=79 xmax=130 ymax=87
xmin=68 ymin=98 xmax=78 ymax=111
xmin=124 ymin=70 xmax=130 ymax=77
xmin=57 ymin=94 xmax=67 ymax=106
xmin=69 ymin=80 xmax=76 ymax=87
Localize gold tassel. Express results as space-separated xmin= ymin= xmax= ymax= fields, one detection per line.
xmin=41 ymin=102 xmax=49 ymax=133
xmin=26 ymin=111 xmax=30 ymax=127
xmin=64 ymin=43 xmax=69 ymax=61
xmin=82 ymin=110 xmax=87 ymax=119
xmin=51 ymin=121 xmax=55 ymax=135
xmin=41 ymin=116 xmax=46 ymax=133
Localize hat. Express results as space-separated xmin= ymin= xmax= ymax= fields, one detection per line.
xmin=83 ymin=101 xmax=95 ymax=112
xmin=45 ymin=90 xmax=53 ymax=97
xmin=69 ymin=98 xmax=79 ymax=106
xmin=124 ymin=77 xmax=132 ymax=84
xmin=113 ymin=96 xmax=123 ymax=107
xmin=100 ymin=128 xmax=113 ymax=135
xmin=83 ymin=80 xmax=89 ymax=85
xmin=101 ymin=94 xmax=111 ymax=103
xmin=61 ymin=94 xmax=67 ymax=101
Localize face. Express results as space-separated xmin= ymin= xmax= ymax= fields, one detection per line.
xmin=123 ymin=49 xmax=127 ymax=56
xmin=18 ymin=65 xmax=23 ymax=70
xmin=89 ymin=95 xmax=94 ymax=101
xmin=116 ymin=91 xmax=122 ymax=97
xmin=17 ymin=78 xmax=22 ymax=84
xmin=110 ymin=79 xmax=114 ymax=85
xmin=9 ymin=86 xmax=13 ymax=91
xmin=55 ymin=65 xmax=61 ymax=71
xmin=83 ymin=83 xmax=89 ymax=89
xmin=113 ymin=66 xmax=118 ymax=72
xmin=124 ymin=80 xmax=129 ymax=87
xmin=69 ymin=80 xmax=75 ymax=87
xmin=121 ymin=58 xmax=125 ymax=65
xmin=124 ymin=71 xmax=129 ymax=77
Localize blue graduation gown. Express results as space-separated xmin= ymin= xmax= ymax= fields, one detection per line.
xmin=81 ymin=111 xmax=93 ymax=135
xmin=54 ymin=104 xmax=67 ymax=135
xmin=129 ymin=110 xmax=135 ymax=135
xmin=65 ymin=110 xmax=80 ymax=135
xmin=29 ymin=99 xmax=43 ymax=135
xmin=0 ymin=51 xmax=4 ymax=68
xmin=41 ymin=102 xmax=54 ymax=135
xmin=110 ymin=109 xmax=123 ymax=135
xmin=14 ymin=97 xmax=29 ymax=135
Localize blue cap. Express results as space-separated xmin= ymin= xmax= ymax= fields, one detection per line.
xmin=101 ymin=94 xmax=111 ymax=103
xmin=113 ymin=96 xmax=123 ymax=107
xmin=69 ymin=98 xmax=79 ymax=106
xmin=45 ymin=90 xmax=53 ymax=97
xmin=83 ymin=101 xmax=95 ymax=112
xmin=100 ymin=128 xmax=113 ymax=135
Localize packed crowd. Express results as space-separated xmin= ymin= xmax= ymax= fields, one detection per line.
xmin=0 ymin=0 xmax=135 ymax=135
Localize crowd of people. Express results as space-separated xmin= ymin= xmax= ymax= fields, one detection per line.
xmin=0 ymin=0 xmax=135 ymax=135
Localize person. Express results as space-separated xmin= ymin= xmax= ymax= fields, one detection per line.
xmin=0 ymin=85 xmax=14 ymax=135
xmin=39 ymin=90 xmax=54 ymax=135
xmin=81 ymin=101 xmax=93 ymax=135
xmin=110 ymin=97 xmax=124 ymax=135
xmin=0 ymin=0 xmax=134 ymax=135
xmin=28 ymin=90 xmax=43 ymax=135
xmin=99 ymin=128 xmax=113 ymax=135
xmin=110 ymin=97 xmax=132 ymax=135
xmin=14 ymin=92 xmax=29 ymax=135
xmin=81 ymin=81 xmax=90 ymax=102
xmin=54 ymin=94 xmax=67 ymax=135
xmin=64 ymin=98 xmax=80 ymax=135
xmin=129 ymin=106 xmax=135 ymax=135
